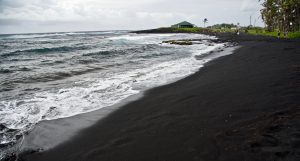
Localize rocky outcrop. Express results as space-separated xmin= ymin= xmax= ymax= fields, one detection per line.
xmin=162 ymin=40 xmax=193 ymax=45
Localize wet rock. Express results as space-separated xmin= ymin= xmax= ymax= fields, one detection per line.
xmin=1 ymin=153 xmax=17 ymax=161
xmin=162 ymin=40 xmax=193 ymax=45
xmin=0 ymin=124 xmax=7 ymax=131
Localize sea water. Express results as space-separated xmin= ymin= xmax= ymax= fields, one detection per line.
xmin=0 ymin=31 xmax=225 ymax=158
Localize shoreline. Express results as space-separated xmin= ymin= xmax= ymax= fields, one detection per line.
xmin=16 ymin=33 xmax=300 ymax=161
xmin=14 ymin=40 xmax=237 ymax=157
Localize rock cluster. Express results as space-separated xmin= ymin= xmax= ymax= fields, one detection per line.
xmin=162 ymin=40 xmax=193 ymax=45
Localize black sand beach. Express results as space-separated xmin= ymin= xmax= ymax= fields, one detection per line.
xmin=18 ymin=34 xmax=300 ymax=161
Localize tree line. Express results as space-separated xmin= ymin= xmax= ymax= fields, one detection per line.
xmin=260 ymin=0 xmax=300 ymax=32
xmin=210 ymin=23 xmax=237 ymax=29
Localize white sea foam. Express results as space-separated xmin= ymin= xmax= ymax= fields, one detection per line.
xmin=108 ymin=34 xmax=174 ymax=40
xmin=107 ymin=33 xmax=209 ymax=44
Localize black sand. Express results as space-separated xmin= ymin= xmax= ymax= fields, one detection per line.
xmin=19 ymin=34 xmax=300 ymax=161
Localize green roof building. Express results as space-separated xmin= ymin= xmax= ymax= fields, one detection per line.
xmin=171 ymin=21 xmax=195 ymax=28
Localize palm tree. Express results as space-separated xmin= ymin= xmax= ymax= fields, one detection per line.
xmin=203 ymin=18 xmax=208 ymax=28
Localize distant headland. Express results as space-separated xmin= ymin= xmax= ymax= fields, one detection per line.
xmin=133 ymin=20 xmax=300 ymax=39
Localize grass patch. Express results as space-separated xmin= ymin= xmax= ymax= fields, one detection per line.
xmin=171 ymin=27 xmax=203 ymax=33
xmin=288 ymin=31 xmax=300 ymax=39
xmin=136 ymin=27 xmax=300 ymax=39
xmin=246 ymin=29 xmax=300 ymax=39
xmin=211 ymin=28 xmax=236 ymax=33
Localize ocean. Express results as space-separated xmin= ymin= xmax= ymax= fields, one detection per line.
xmin=0 ymin=31 xmax=225 ymax=158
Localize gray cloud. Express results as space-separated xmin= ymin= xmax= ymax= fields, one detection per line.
xmin=0 ymin=0 xmax=264 ymax=34
xmin=0 ymin=18 xmax=23 ymax=26
xmin=0 ymin=0 xmax=26 ymax=9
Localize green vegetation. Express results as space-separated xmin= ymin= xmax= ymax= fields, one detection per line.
xmin=260 ymin=0 xmax=300 ymax=32
xmin=154 ymin=27 xmax=211 ymax=33
xmin=206 ymin=22 xmax=300 ymax=38
xmin=245 ymin=0 xmax=300 ymax=38
xmin=211 ymin=28 xmax=236 ymax=33
xmin=172 ymin=27 xmax=203 ymax=33
xmin=245 ymin=27 xmax=300 ymax=38
xmin=288 ymin=31 xmax=300 ymax=38
xmin=209 ymin=23 xmax=237 ymax=29
xmin=149 ymin=0 xmax=300 ymax=39
xmin=139 ymin=26 xmax=300 ymax=39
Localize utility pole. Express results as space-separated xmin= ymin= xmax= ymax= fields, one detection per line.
xmin=250 ymin=16 xmax=252 ymax=27
xmin=256 ymin=15 xmax=261 ymax=28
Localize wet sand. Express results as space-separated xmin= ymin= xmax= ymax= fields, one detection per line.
xmin=19 ymin=34 xmax=300 ymax=161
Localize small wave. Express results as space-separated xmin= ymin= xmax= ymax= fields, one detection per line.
xmin=0 ymin=87 xmax=14 ymax=93
xmin=0 ymin=81 xmax=16 ymax=92
xmin=40 ymin=60 xmax=66 ymax=66
xmin=54 ymin=60 xmax=65 ymax=64
xmin=82 ymin=49 xmax=134 ymax=59
xmin=8 ymin=67 xmax=105 ymax=85
xmin=138 ymin=50 xmax=175 ymax=59
xmin=83 ymin=44 xmax=159 ymax=58
xmin=23 ymin=88 xmax=41 ymax=92
xmin=83 ymin=50 xmax=112 ymax=57
xmin=17 ymin=67 xmax=31 ymax=72
xmin=1 ymin=46 xmax=90 ymax=58
xmin=77 ymin=59 xmax=99 ymax=64
xmin=18 ymin=72 xmax=73 ymax=83
xmin=0 ymin=69 xmax=13 ymax=74
xmin=0 ymin=67 xmax=31 ymax=74
xmin=108 ymin=34 xmax=174 ymax=41
xmin=70 ymin=67 xmax=105 ymax=76
xmin=20 ymin=46 xmax=84 ymax=53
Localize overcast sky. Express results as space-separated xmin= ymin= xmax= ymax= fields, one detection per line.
xmin=0 ymin=0 xmax=264 ymax=34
